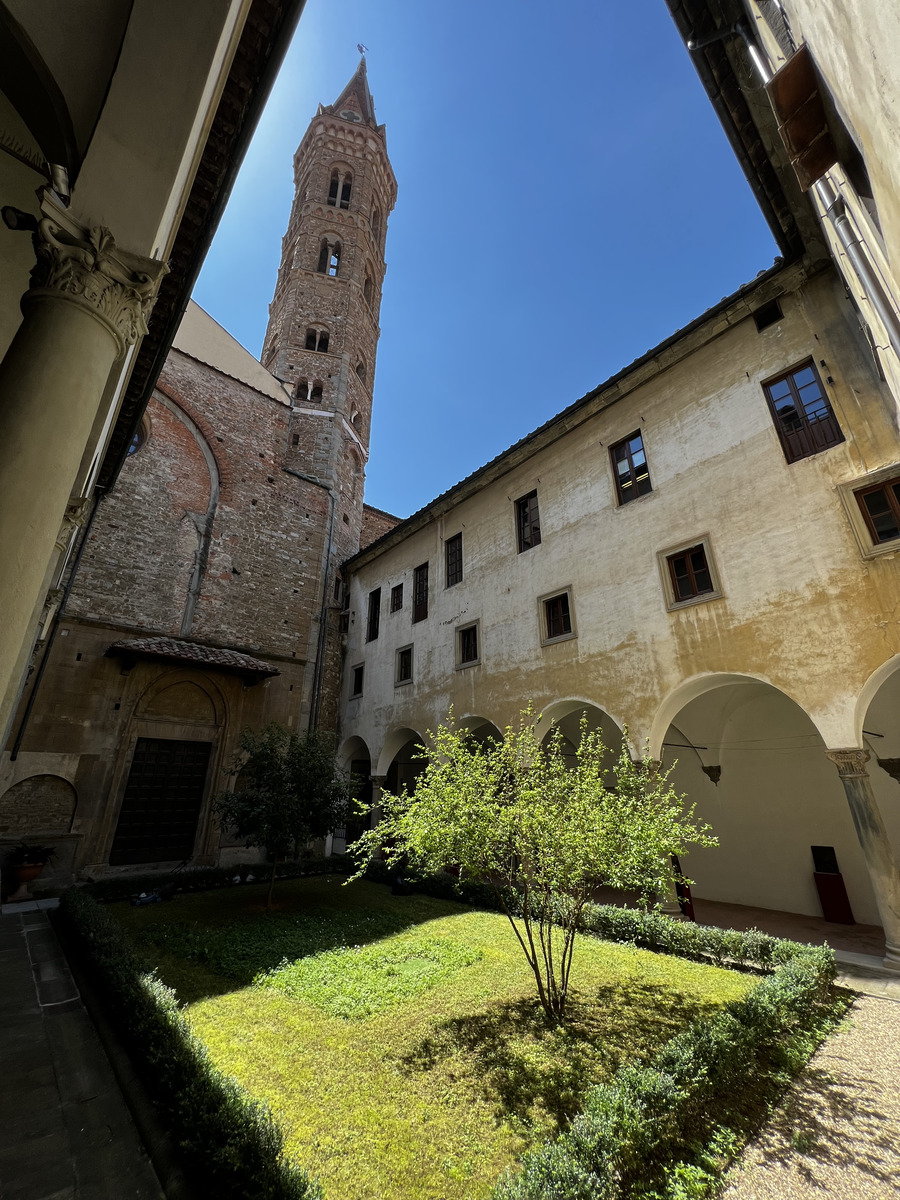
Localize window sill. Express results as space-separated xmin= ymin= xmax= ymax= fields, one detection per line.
xmin=664 ymin=590 xmax=723 ymax=614
xmin=455 ymin=659 xmax=480 ymax=670
xmin=394 ymin=679 xmax=413 ymax=688
xmin=541 ymin=632 xmax=577 ymax=648
xmin=837 ymin=466 xmax=900 ymax=560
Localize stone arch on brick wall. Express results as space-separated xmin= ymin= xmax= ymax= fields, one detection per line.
xmin=134 ymin=670 xmax=227 ymax=726
xmin=0 ymin=774 xmax=77 ymax=834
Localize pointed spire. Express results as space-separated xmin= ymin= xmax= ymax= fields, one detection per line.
xmin=328 ymin=57 xmax=377 ymax=126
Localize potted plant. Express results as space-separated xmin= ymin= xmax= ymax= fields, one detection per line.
xmin=6 ymin=842 xmax=56 ymax=901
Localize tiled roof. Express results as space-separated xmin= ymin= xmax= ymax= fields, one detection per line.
xmin=106 ymin=637 xmax=279 ymax=678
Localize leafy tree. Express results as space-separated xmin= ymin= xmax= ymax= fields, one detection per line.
xmin=216 ymin=723 xmax=349 ymax=908
xmin=349 ymin=707 xmax=715 ymax=1021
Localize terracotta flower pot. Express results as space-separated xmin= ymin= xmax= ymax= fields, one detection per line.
xmin=8 ymin=862 xmax=45 ymax=902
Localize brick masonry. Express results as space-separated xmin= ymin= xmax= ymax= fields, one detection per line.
xmin=0 ymin=62 xmax=399 ymax=879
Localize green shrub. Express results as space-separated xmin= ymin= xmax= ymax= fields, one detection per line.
xmin=493 ymin=941 xmax=839 ymax=1199
xmin=57 ymin=889 xmax=321 ymax=1200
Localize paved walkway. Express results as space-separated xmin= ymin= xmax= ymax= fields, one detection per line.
xmin=0 ymin=902 xmax=164 ymax=1200
xmin=722 ymin=993 xmax=900 ymax=1199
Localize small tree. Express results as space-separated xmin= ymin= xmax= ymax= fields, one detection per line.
xmin=349 ymin=708 xmax=715 ymax=1021
xmin=216 ymin=723 xmax=349 ymax=908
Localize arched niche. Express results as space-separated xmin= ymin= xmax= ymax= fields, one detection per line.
xmin=0 ymin=774 xmax=76 ymax=834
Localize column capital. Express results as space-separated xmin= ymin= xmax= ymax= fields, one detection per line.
xmin=25 ymin=193 xmax=168 ymax=357
xmin=825 ymin=747 xmax=871 ymax=778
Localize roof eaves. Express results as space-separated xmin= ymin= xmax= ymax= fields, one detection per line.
xmin=346 ymin=256 xmax=819 ymax=571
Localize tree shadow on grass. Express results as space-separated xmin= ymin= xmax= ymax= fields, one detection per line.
xmin=400 ymin=980 xmax=724 ymax=1133
xmin=118 ymin=881 xmax=460 ymax=1003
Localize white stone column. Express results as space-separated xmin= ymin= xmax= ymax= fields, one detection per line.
xmin=0 ymin=194 xmax=166 ymax=741
xmin=825 ymin=748 xmax=900 ymax=972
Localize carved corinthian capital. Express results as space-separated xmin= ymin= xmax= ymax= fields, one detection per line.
xmin=24 ymin=193 xmax=168 ymax=356
xmin=825 ymin=747 xmax=871 ymax=779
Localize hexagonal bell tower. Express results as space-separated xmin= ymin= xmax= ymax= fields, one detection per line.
xmin=262 ymin=57 xmax=396 ymax=569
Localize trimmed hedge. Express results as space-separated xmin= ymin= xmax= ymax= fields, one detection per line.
xmin=57 ymin=889 xmax=322 ymax=1200
xmin=492 ymin=906 xmax=838 ymax=1200
xmin=85 ymin=854 xmax=356 ymax=904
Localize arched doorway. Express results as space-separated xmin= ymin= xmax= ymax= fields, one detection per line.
xmin=377 ymin=726 xmax=426 ymax=798
xmin=333 ymin=736 xmax=373 ymax=855
xmin=655 ymin=675 xmax=878 ymax=924
xmin=108 ymin=673 xmax=225 ymax=867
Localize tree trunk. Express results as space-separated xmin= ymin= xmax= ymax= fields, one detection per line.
xmin=266 ymin=855 xmax=279 ymax=909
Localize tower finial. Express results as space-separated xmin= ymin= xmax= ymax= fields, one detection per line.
xmin=357 ymin=43 xmax=368 ymax=55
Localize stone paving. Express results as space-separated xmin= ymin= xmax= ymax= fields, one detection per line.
xmin=722 ymin=993 xmax=900 ymax=1199
xmin=0 ymin=902 xmax=163 ymax=1200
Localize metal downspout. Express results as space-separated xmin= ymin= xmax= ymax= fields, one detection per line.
xmin=815 ymin=179 xmax=900 ymax=358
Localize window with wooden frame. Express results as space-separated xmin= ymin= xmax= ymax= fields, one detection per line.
xmin=610 ymin=431 xmax=652 ymax=504
xmin=516 ymin=490 xmax=541 ymax=552
xmin=390 ymin=583 xmax=403 ymax=612
xmin=457 ymin=622 xmax=479 ymax=667
xmin=445 ymin=533 xmax=463 ymax=587
xmin=855 ymin=477 xmax=900 ymax=545
xmin=762 ymin=360 xmax=844 ymax=463
xmin=350 ymin=664 xmax=364 ymax=697
xmin=395 ymin=645 xmax=413 ymax=685
xmin=413 ymin=563 xmax=429 ymax=622
xmin=658 ymin=536 xmax=723 ymax=610
xmin=366 ymin=588 xmax=381 ymax=641
xmin=539 ymin=588 xmax=575 ymax=645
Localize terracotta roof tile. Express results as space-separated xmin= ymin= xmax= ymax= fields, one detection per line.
xmin=106 ymin=637 xmax=279 ymax=678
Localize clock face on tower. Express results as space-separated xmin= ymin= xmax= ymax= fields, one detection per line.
xmin=340 ymin=109 xmax=362 ymax=122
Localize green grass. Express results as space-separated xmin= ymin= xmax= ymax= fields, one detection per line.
xmin=113 ymin=878 xmax=754 ymax=1200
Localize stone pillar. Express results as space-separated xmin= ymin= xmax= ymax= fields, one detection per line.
xmin=369 ymin=775 xmax=386 ymax=829
xmin=0 ymin=193 xmax=167 ymax=741
xmin=825 ymin=748 xmax=900 ymax=972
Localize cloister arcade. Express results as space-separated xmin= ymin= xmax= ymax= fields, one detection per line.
xmin=337 ymin=661 xmax=900 ymax=970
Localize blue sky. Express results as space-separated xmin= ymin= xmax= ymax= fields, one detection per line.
xmin=193 ymin=0 xmax=778 ymax=518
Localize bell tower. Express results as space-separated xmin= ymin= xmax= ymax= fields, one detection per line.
xmin=262 ymin=57 xmax=396 ymax=566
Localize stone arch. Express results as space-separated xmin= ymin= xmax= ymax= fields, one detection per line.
xmin=135 ymin=670 xmax=226 ymax=726
xmin=0 ymin=774 xmax=77 ymax=834
xmin=376 ymin=726 xmax=425 ymax=790
xmin=539 ymin=698 xmax=627 ymax=762
xmin=656 ymin=672 xmax=879 ymax=924
xmin=332 ymin=736 xmax=373 ymax=855
xmin=458 ymin=714 xmax=503 ymax=747
xmin=855 ymin=656 xmax=900 ymax=880
xmin=648 ymin=671 xmax=821 ymax=760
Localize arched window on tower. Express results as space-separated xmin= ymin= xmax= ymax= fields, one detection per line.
xmin=327 ymin=170 xmax=340 ymax=206
xmin=355 ymin=359 xmax=367 ymax=385
xmin=294 ymin=378 xmax=309 ymax=401
xmin=311 ymin=383 xmax=323 ymax=402
xmin=372 ymin=206 xmax=381 ymax=243
xmin=327 ymin=168 xmax=352 ymax=210
xmin=305 ymin=328 xmax=330 ymax=353
xmin=363 ymin=273 xmax=374 ymax=306
xmin=316 ymin=239 xmax=342 ymax=277
xmin=340 ymin=173 xmax=352 ymax=210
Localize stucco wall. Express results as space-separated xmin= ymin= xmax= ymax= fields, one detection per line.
xmin=340 ymin=264 xmax=900 ymax=924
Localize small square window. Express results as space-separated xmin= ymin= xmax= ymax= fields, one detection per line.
xmin=366 ymin=588 xmax=381 ymax=641
xmin=658 ymin=536 xmax=723 ymax=610
xmin=390 ymin=583 xmax=403 ymax=612
xmin=762 ymin=360 xmax=844 ymax=463
xmin=516 ymin=490 xmax=541 ymax=553
xmin=610 ymin=431 xmax=652 ymax=505
xmin=413 ymin=562 xmax=429 ymax=623
xmin=457 ymin=622 xmax=480 ymax=667
xmin=855 ymin=479 xmax=900 ymax=545
xmin=539 ymin=588 xmax=575 ymax=645
xmin=446 ymin=532 xmax=463 ymax=587
xmin=838 ymin=465 xmax=900 ymax=558
xmin=395 ymin=645 xmax=413 ymax=685
xmin=351 ymin=664 xmax=364 ymax=697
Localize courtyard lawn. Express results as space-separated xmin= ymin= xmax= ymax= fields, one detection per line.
xmin=113 ymin=877 xmax=754 ymax=1200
